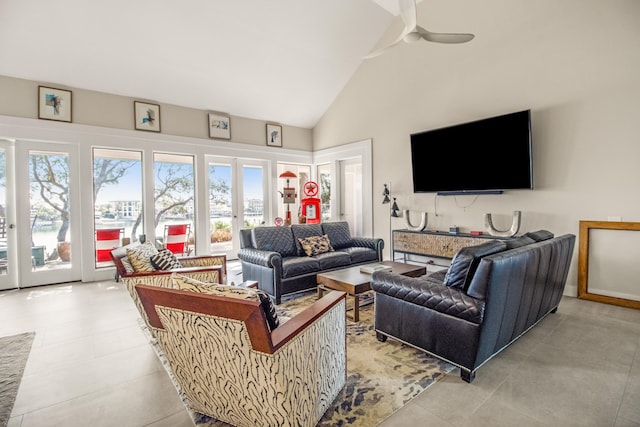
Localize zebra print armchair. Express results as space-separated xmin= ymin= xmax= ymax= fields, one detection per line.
xmin=135 ymin=284 xmax=347 ymax=427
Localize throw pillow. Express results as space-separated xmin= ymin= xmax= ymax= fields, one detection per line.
xmin=150 ymin=248 xmax=183 ymax=270
xmin=126 ymin=242 xmax=158 ymax=272
xmin=120 ymin=257 xmax=135 ymax=274
xmin=298 ymin=234 xmax=334 ymax=257
xmin=171 ymin=274 xmax=280 ymax=331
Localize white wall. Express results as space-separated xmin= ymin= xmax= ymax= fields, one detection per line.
xmin=313 ymin=0 xmax=640 ymax=295
xmin=0 ymin=75 xmax=313 ymax=150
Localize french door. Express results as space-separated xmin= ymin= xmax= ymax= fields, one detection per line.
xmin=13 ymin=141 xmax=81 ymax=287
xmin=0 ymin=140 xmax=16 ymax=290
xmin=207 ymin=156 xmax=267 ymax=260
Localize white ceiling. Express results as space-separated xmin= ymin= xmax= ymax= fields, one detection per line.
xmin=0 ymin=0 xmax=400 ymax=128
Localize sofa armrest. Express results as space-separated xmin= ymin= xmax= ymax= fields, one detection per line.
xmin=237 ymin=247 xmax=282 ymax=268
xmin=350 ymin=236 xmax=384 ymax=250
xmin=370 ymin=271 xmax=485 ymax=324
xmin=271 ymin=290 xmax=346 ymax=351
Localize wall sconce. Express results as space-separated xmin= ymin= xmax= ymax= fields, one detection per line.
xmin=382 ymin=184 xmax=390 ymax=204
xmin=391 ymin=198 xmax=400 ymax=217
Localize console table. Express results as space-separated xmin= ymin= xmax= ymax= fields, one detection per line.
xmin=392 ymin=229 xmax=504 ymax=261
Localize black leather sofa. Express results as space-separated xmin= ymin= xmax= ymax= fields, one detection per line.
xmin=238 ymin=221 xmax=383 ymax=303
xmin=370 ymin=230 xmax=575 ymax=382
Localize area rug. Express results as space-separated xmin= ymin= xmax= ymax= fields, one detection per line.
xmin=144 ymin=292 xmax=454 ymax=427
xmin=0 ymin=332 xmax=35 ymax=427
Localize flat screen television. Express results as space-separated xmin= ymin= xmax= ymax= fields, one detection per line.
xmin=410 ymin=109 xmax=533 ymax=195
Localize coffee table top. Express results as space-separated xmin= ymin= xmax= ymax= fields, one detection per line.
xmin=316 ymin=261 xmax=426 ymax=292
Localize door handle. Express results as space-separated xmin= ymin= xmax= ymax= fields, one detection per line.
xmin=9 ymin=224 xmax=15 ymax=229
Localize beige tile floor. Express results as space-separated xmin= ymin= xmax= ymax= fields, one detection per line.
xmin=2 ymin=274 xmax=639 ymax=427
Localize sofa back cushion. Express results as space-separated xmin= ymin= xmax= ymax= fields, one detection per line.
xmin=504 ymin=235 xmax=536 ymax=250
xmin=321 ymin=222 xmax=352 ymax=249
xmin=524 ymin=230 xmax=554 ymax=242
xmin=291 ymin=224 xmax=324 ymax=256
xmin=444 ymin=240 xmax=508 ymax=291
xmin=251 ymin=226 xmax=296 ymax=257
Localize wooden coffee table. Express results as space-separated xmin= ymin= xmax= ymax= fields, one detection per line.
xmin=316 ymin=261 xmax=426 ymax=321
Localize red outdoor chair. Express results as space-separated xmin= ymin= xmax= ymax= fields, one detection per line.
xmin=96 ymin=228 xmax=124 ymax=263
xmin=164 ymin=224 xmax=191 ymax=255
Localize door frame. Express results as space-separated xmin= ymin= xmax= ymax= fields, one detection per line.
xmin=15 ymin=140 xmax=82 ymax=287
xmin=313 ymin=139 xmax=373 ymax=237
xmin=0 ymin=139 xmax=17 ymax=290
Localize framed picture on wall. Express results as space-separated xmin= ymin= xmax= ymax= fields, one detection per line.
xmin=266 ymin=123 xmax=282 ymax=147
xmin=134 ymin=101 xmax=161 ymax=132
xmin=38 ymin=86 xmax=72 ymax=122
xmin=208 ymin=113 xmax=231 ymax=139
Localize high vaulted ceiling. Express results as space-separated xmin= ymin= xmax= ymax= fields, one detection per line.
xmin=0 ymin=0 xmax=405 ymax=128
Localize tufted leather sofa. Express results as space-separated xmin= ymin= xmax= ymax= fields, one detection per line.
xmin=238 ymin=221 xmax=384 ymax=303
xmin=371 ymin=231 xmax=575 ymax=382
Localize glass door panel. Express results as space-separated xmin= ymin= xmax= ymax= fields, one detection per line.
xmin=276 ymin=163 xmax=311 ymax=225
xmin=17 ymin=142 xmax=81 ymax=287
xmin=153 ymin=153 xmax=195 ymax=255
xmin=317 ymin=163 xmax=332 ymax=221
xmin=209 ymin=160 xmax=233 ymax=254
xmin=242 ymin=164 xmax=265 ymax=229
xmin=93 ymin=148 xmax=143 ymax=268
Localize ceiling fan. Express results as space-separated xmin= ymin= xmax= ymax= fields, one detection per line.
xmin=365 ymin=0 xmax=474 ymax=59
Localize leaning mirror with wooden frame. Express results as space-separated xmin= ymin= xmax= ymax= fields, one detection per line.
xmin=578 ymin=220 xmax=640 ymax=310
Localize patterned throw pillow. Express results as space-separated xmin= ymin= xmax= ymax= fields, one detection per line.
xmin=126 ymin=242 xmax=158 ymax=272
xmin=120 ymin=257 xmax=135 ymax=274
xmin=150 ymin=248 xmax=183 ymax=270
xmin=171 ymin=274 xmax=280 ymax=330
xmin=298 ymin=234 xmax=334 ymax=257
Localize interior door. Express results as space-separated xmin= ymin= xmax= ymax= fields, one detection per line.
xmin=16 ymin=141 xmax=81 ymax=287
xmin=339 ymin=158 xmax=362 ymax=236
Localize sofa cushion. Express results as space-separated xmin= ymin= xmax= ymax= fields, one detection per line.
xmin=251 ymin=226 xmax=296 ymax=257
xmin=339 ymin=247 xmax=379 ymax=264
xmin=282 ymin=256 xmax=320 ymax=278
xmin=524 ymin=230 xmax=554 ymax=242
xmin=443 ymin=240 xmax=508 ymax=291
xmin=126 ymin=242 xmax=158 ymax=272
xmin=291 ymin=224 xmax=324 ymax=256
xmin=321 ymin=222 xmax=352 ymax=249
xmin=504 ymin=235 xmax=536 ymax=249
xmin=150 ymin=248 xmax=183 ymax=270
xmin=171 ymin=273 xmax=280 ymax=331
xmin=298 ymin=234 xmax=334 ymax=257
xmin=314 ymin=251 xmax=351 ymax=270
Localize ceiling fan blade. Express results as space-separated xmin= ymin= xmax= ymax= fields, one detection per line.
xmin=398 ymin=0 xmax=417 ymax=31
xmin=417 ymin=26 xmax=475 ymax=44
xmin=363 ymin=29 xmax=408 ymax=59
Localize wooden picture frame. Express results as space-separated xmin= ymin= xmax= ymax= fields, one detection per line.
xmin=38 ymin=86 xmax=72 ymax=122
xmin=266 ymin=123 xmax=283 ymax=147
xmin=134 ymin=101 xmax=161 ymax=132
xmin=208 ymin=113 xmax=231 ymax=139
xmin=578 ymin=220 xmax=640 ymax=309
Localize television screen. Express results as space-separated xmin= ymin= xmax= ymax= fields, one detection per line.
xmin=410 ymin=110 xmax=533 ymax=194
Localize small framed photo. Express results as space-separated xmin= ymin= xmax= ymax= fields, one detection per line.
xmin=134 ymin=101 xmax=161 ymax=132
xmin=208 ymin=113 xmax=231 ymax=139
xmin=266 ymin=123 xmax=283 ymax=147
xmin=38 ymin=86 xmax=72 ymax=122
